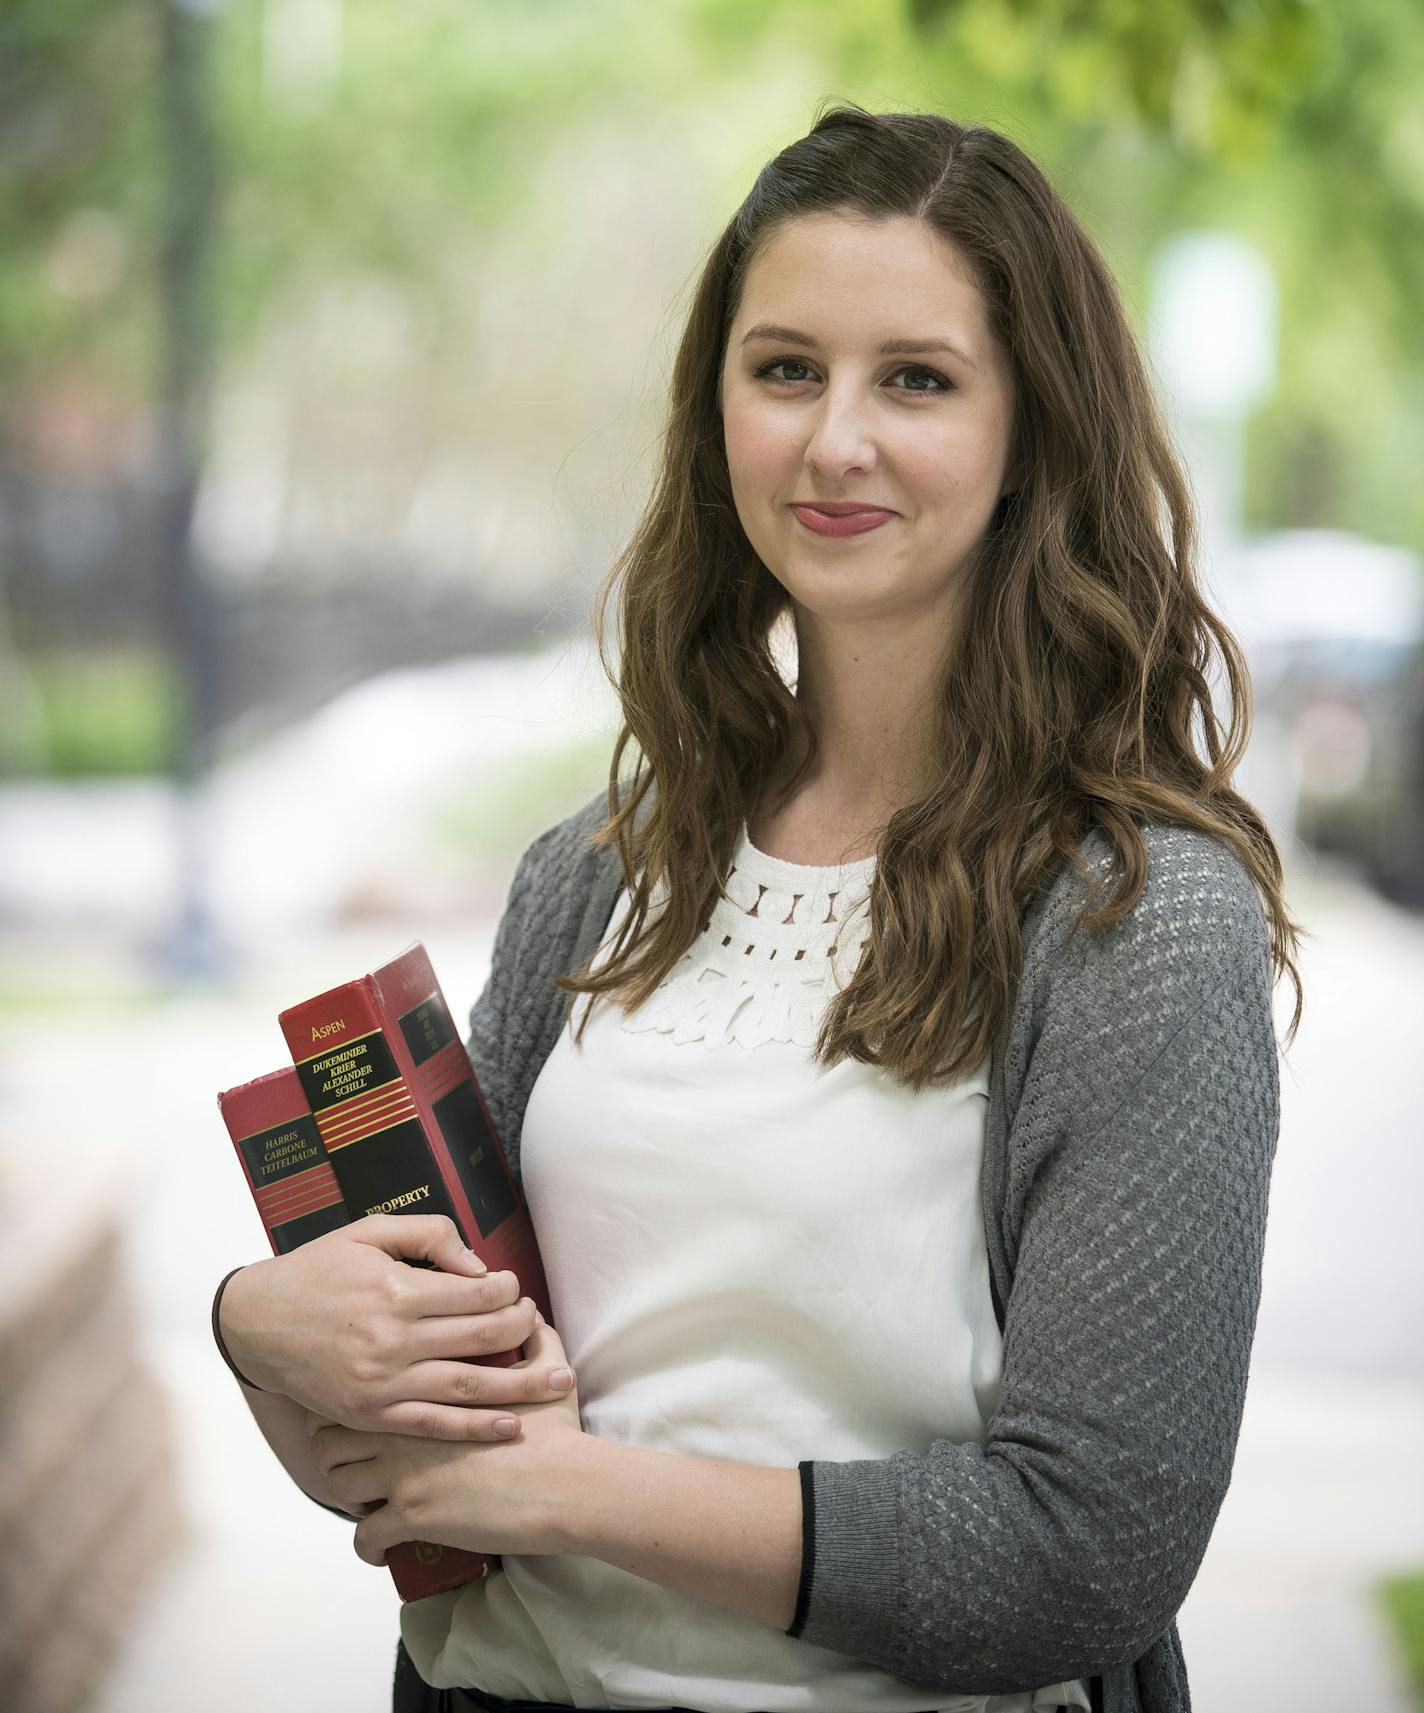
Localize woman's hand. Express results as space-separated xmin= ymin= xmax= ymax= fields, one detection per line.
xmin=218 ymin=1214 xmax=574 ymax=1441
xmin=304 ymin=1318 xmax=589 ymax=1564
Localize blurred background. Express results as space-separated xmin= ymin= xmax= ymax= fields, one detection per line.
xmin=1 ymin=0 xmax=1422 ymax=1708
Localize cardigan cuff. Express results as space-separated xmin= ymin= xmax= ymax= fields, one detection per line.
xmin=786 ymin=1461 xmax=816 ymax=1636
xmin=212 ymin=1265 xmax=269 ymax=1391
xmin=306 ymin=1488 xmax=361 ymax=1521
xmin=783 ymin=1455 xmax=902 ymax=1659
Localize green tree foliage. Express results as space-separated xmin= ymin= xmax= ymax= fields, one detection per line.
xmin=0 ymin=0 xmax=159 ymax=404
xmin=908 ymin=0 xmax=1323 ymax=152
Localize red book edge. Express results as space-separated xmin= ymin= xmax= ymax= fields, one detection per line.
xmin=370 ymin=942 xmax=552 ymax=1323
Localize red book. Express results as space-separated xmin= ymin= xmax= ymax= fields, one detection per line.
xmin=276 ymin=942 xmax=551 ymax=1325
xmin=276 ymin=941 xmax=554 ymax=1595
xmin=218 ymin=1067 xmax=350 ymax=1254
xmin=217 ymin=1065 xmax=491 ymax=1601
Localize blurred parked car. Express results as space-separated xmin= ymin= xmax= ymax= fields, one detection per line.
xmin=1215 ymin=529 xmax=1424 ymax=904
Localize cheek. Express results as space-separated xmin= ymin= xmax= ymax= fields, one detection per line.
xmin=914 ymin=414 xmax=1011 ymax=506
xmin=723 ymin=396 xmax=793 ymax=490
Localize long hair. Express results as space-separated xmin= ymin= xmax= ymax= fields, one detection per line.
xmin=556 ymin=100 xmax=1306 ymax=1090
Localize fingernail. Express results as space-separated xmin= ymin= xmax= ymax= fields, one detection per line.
xmin=461 ymin=1247 xmax=487 ymax=1273
xmin=494 ymin=1418 xmax=518 ymax=1437
xmin=533 ymin=1309 xmax=545 ymax=1326
xmin=549 ymin=1367 xmax=574 ymax=1392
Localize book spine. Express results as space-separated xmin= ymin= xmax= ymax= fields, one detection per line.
xmin=217 ymin=1067 xmax=350 ymax=1256
xmin=278 ymin=946 xmax=551 ymax=1321
xmin=278 ymin=975 xmax=476 ymax=1239
xmin=217 ymin=1065 xmax=491 ymax=1603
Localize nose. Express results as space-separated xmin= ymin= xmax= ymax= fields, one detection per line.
xmin=802 ymin=383 xmax=878 ymax=483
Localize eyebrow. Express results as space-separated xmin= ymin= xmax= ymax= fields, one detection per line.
xmin=738 ymin=321 xmax=982 ymax=374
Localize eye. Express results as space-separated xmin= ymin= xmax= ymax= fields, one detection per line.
xmin=751 ymin=357 xmax=954 ymax=395
xmin=753 ymin=357 xmax=816 ymax=386
xmin=892 ymin=364 xmax=954 ymax=395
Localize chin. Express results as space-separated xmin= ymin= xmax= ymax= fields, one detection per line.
xmin=772 ymin=566 xmax=931 ymax=626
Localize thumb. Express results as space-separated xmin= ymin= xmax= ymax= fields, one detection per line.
xmin=349 ymin=1213 xmax=488 ymax=1276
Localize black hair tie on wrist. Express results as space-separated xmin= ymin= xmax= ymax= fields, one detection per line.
xmin=212 ymin=1264 xmax=269 ymax=1391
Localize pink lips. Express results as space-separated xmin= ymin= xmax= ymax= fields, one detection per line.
xmin=792 ymin=504 xmax=895 ymax=538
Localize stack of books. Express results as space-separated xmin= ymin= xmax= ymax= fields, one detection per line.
xmin=217 ymin=942 xmax=551 ymax=1600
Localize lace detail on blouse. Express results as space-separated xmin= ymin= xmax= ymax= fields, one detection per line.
xmin=614 ymin=824 xmax=877 ymax=1051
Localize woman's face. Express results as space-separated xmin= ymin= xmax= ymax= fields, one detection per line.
xmin=719 ymin=211 xmax=1017 ymax=633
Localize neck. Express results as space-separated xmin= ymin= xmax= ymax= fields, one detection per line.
xmin=759 ymin=604 xmax=948 ymax=845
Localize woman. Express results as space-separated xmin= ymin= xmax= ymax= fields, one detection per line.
xmin=214 ymin=103 xmax=1303 ymax=1713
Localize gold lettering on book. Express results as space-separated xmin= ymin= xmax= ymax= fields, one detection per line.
xmin=365 ymin=1185 xmax=433 ymax=1215
xmin=315 ymin=1039 xmax=385 ymax=1098
xmin=312 ymin=1018 xmax=347 ymax=1041
xmin=259 ymin=1126 xmax=324 ymax=1177
xmin=413 ymin=1003 xmax=442 ymax=1055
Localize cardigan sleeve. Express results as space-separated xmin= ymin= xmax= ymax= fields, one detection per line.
xmin=464 ymin=821 xmax=564 ymax=1162
xmin=788 ymin=841 xmax=1281 ymax=1693
xmin=464 ymin=787 xmax=620 ymax=1185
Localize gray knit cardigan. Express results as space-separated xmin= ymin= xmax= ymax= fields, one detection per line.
xmin=450 ymin=788 xmax=1279 ymax=1712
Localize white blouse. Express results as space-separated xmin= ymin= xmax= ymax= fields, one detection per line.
xmin=400 ymin=827 xmax=1091 ymax=1713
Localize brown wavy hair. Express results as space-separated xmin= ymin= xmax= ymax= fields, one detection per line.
xmin=556 ymin=100 xmax=1306 ymax=1089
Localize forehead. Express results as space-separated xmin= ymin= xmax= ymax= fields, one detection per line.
xmin=731 ymin=212 xmax=993 ymax=347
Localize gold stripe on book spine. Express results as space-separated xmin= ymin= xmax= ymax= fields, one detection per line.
xmin=315 ymin=1086 xmax=421 ymax=1152
xmin=258 ymin=1186 xmax=343 ymax=1221
xmin=316 ymin=1079 xmax=418 ymax=1137
xmin=260 ymin=1182 xmax=340 ymax=1217
xmin=258 ymin=1174 xmax=341 ymax=1215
